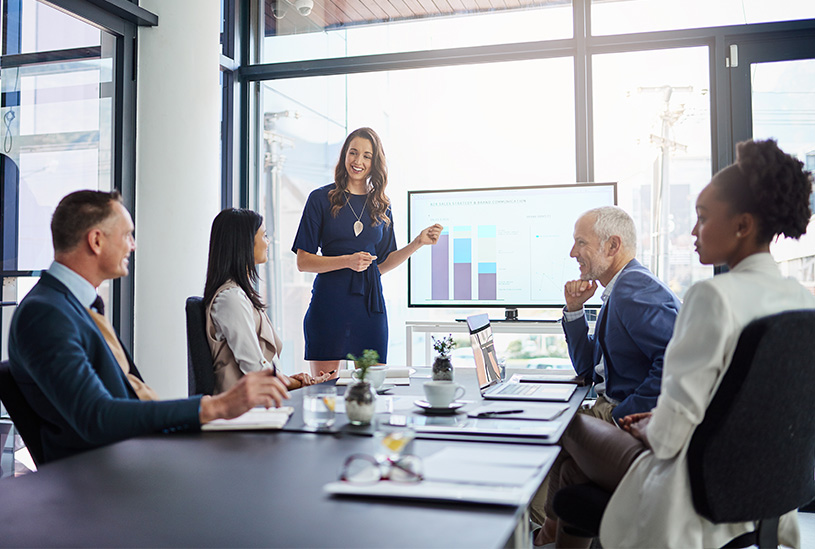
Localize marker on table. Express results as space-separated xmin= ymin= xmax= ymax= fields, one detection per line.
xmin=476 ymin=409 xmax=524 ymax=418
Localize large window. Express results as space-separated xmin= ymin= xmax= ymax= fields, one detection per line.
xmin=257 ymin=57 xmax=577 ymax=371
xmin=591 ymin=0 xmax=815 ymax=36
xmin=592 ymin=46 xmax=712 ymax=298
xmin=1 ymin=0 xmax=117 ymax=357
xmin=748 ymin=57 xmax=815 ymax=292
xmin=246 ymin=0 xmax=815 ymax=369
xmin=262 ymin=1 xmax=573 ymax=63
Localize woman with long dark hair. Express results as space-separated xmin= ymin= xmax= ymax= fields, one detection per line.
xmin=205 ymin=208 xmax=328 ymax=393
xmin=292 ymin=127 xmax=442 ymax=377
xmin=545 ymin=139 xmax=815 ymax=548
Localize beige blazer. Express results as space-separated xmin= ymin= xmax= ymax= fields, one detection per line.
xmin=206 ymin=281 xmax=283 ymax=394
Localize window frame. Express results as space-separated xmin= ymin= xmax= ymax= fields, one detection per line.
xmin=0 ymin=0 xmax=156 ymax=352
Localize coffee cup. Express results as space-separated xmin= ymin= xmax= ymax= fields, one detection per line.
xmin=353 ymin=365 xmax=388 ymax=390
xmin=423 ymin=381 xmax=465 ymax=408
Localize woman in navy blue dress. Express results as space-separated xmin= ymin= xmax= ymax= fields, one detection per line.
xmin=292 ymin=127 xmax=442 ymax=377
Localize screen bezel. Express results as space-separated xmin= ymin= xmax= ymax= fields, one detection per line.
xmin=407 ymin=182 xmax=618 ymax=309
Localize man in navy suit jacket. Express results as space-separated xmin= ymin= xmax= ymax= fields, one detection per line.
xmin=8 ymin=190 xmax=289 ymax=463
xmin=562 ymin=206 xmax=680 ymax=423
xmin=533 ymin=206 xmax=680 ymax=544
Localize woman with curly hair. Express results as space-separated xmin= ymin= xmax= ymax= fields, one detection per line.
xmin=547 ymin=139 xmax=815 ymax=548
xmin=292 ymin=128 xmax=442 ymax=377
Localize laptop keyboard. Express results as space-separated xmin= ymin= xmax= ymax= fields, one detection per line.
xmin=494 ymin=383 xmax=539 ymax=396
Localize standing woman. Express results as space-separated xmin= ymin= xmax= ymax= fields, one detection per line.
xmin=205 ymin=208 xmax=328 ymax=393
xmin=293 ymin=127 xmax=442 ymax=377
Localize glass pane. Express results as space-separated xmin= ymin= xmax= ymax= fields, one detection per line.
xmin=592 ymin=0 xmax=815 ymax=37
xmin=2 ymin=52 xmax=114 ymax=271
xmin=263 ymin=1 xmax=572 ymax=63
xmin=257 ymin=57 xmax=576 ymax=369
xmin=752 ymin=58 xmax=815 ymax=291
xmin=0 ymin=1 xmax=115 ymax=358
xmin=18 ymin=0 xmax=101 ymax=53
xmin=593 ymin=46 xmax=712 ymax=299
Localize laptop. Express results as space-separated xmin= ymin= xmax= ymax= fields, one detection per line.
xmin=467 ymin=313 xmax=577 ymax=402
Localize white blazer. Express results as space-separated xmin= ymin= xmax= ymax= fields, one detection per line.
xmin=600 ymin=253 xmax=815 ymax=548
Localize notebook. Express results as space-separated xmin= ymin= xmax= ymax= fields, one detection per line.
xmin=201 ymin=406 xmax=294 ymax=431
xmin=467 ymin=313 xmax=577 ymax=402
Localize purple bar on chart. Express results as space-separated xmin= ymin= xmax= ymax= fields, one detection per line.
xmin=431 ymin=233 xmax=449 ymax=300
xmin=478 ymin=273 xmax=497 ymax=300
xmin=454 ymin=263 xmax=471 ymax=300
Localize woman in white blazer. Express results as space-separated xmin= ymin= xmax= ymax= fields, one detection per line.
xmin=203 ymin=208 xmax=330 ymax=394
xmin=551 ymin=139 xmax=815 ymax=548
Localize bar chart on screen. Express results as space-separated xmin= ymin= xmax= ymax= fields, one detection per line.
xmin=409 ymin=183 xmax=617 ymax=308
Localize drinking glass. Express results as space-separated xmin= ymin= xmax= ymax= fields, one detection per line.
xmin=302 ymin=385 xmax=336 ymax=429
xmin=372 ymin=414 xmax=415 ymax=461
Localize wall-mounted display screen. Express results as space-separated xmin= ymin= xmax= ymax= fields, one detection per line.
xmin=407 ymin=183 xmax=617 ymax=309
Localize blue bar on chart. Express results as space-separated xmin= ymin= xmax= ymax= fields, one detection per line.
xmin=431 ymin=228 xmax=449 ymax=300
xmin=453 ymin=226 xmax=472 ymax=300
xmin=478 ymin=225 xmax=497 ymax=300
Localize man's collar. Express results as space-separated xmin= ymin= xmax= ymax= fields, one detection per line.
xmin=47 ymin=261 xmax=98 ymax=308
xmin=601 ymin=269 xmax=622 ymax=302
xmin=600 ymin=258 xmax=638 ymax=302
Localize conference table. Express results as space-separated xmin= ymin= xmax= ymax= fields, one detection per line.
xmin=0 ymin=369 xmax=589 ymax=548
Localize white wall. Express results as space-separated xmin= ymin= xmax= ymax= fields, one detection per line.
xmin=134 ymin=0 xmax=221 ymax=398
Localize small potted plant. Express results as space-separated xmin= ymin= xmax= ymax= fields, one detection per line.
xmin=345 ymin=349 xmax=379 ymax=425
xmin=431 ymin=335 xmax=455 ymax=381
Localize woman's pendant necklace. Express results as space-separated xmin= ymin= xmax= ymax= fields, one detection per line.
xmin=345 ymin=192 xmax=368 ymax=237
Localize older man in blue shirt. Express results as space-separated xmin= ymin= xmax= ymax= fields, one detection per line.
xmin=533 ymin=206 xmax=680 ymax=545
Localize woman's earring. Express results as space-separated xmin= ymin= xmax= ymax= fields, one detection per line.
xmin=736 ymin=231 xmax=742 ymax=238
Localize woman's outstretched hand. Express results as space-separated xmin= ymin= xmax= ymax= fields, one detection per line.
xmin=416 ymin=223 xmax=443 ymax=246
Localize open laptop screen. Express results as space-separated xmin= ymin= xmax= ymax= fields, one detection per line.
xmin=467 ymin=314 xmax=501 ymax=389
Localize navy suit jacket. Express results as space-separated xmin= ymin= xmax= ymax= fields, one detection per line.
xmin=563 ymin=259 xmax=680 ymax=421
xmin=8 ymin=273 xmax=201 ymax=463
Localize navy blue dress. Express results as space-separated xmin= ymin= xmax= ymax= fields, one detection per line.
xmin=292 ymin=184 xmax=397 ymax=362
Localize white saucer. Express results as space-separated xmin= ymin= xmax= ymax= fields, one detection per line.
xmin=414 ymin=399 xmax=465 ymax=415
xmin=376 ymin=384 xmax=395 ymax=395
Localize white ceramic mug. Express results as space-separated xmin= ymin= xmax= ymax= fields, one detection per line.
xmin=352 ymin=365 xmax=388 ymax=390
xmin=423 ymin=381 xmax=466 ymax=407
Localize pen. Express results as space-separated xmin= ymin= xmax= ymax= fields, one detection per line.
xmin=476 ymin=409 xmax=524 ymax=417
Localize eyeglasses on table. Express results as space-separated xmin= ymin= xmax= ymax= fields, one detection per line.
xmin=339 ymin=453 xmax=424 ymax=484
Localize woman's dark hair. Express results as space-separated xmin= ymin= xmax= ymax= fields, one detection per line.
xmin=204 ymin=208 xmax=265 ymax=310
xmin=328 ymin=127 xmax=391 ymax=226
xmin=712 ymin=139 xmax=813 ymax=243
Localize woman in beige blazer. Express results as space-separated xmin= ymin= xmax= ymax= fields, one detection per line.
xmin=550 ymin=139 xmax=815 ymax=548
xmin=203 ymin=208 xmax=329 ymax=394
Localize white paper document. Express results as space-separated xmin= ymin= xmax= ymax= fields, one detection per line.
xmin=422 ymin=447 xmax=547 ymax=487
xmin=202 ymin=406 xmax=294 ymax=431
xmin=324 ymin=445 xmax=558 ymax=506
xmin=466 ymin=402 xmax=569 ymax=421
xmin=413 ymin=416 xmax=558 ymax=438
xmin=335 ymin=367 xmax=412 ymax=386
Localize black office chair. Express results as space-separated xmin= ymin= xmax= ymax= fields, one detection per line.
xmin=553 ymin=310 xmax=815 ymax=549
xmin=185 ymin=297 xmax=216 ymax=397
xmin=0 ymin=360 xmax=45 ymax=466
